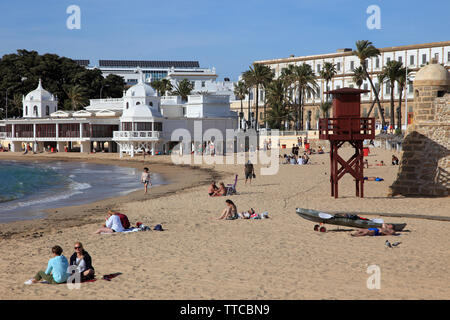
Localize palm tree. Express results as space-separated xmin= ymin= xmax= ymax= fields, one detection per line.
xmin=319 ymin=62 xmax=337 ymax=102
xmin=352 ymin=66 xmax=367 ymax=89
xmin=234 ymin=81 xmax=248 ymax=128
xmin=150 ymin=80 xmax=162 ymax=96
xmin=279 ymin=65 xmax=296 ymax=128
xmin=395 ymin=67 xmax=410 ymax=132
xmin=293 ymin=63 xmax=318 ymax=130
xmin=379 ymin=60 xmax=404 ymax=130
xmin=64 ymin=85 xmax=88 ymax=110
xmin=320 ymin=101 xmax=332 ymax=118
xmin=352 ymin=40 xmax=386 ymax=128
xmin=159 ymin=78 xmax=173 ymax=96
xmin=242 ymin=64 xmax=273 ymax=130
xmin=265 ymin=79 xmax=289 ymax=129
xmin=171 ymin=79 xmax=194 ymax=102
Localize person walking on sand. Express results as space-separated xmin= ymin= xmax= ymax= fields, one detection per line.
xmin=24 ymin=245 xmax=69 ymax=285
xmin=141 ymin=167 xmax=152 ymax=194
xmin=245 ymin=160 xmax=255 ymax=185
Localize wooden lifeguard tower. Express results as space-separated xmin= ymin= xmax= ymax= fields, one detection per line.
xmin=319 ymin=88 xmax=375 ymax=198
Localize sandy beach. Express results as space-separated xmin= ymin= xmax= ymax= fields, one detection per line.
xmin=0 ymin=147 xmax=449 ymax=300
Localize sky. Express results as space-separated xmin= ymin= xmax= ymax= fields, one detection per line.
xmin=0 ymin=0 xmax=449 ymax=81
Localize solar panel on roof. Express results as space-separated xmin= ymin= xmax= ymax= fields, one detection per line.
xmin=98 ymin=60 xmax=200 ymax=68
xmin=73 ymin=59 xmax=90 ymax=67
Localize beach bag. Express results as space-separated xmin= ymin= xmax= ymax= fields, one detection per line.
xmin=116 ymin=213 xmax=130 ymax=229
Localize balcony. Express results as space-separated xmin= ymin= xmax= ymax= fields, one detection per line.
xmin=113 ymin=131 xmax=161 ymax=141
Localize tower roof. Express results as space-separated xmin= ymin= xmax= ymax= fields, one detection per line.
xmin=414 ymin=61 xmax=450 ymax=86
xmin=24 ymin=79 xmax=55 ymax=102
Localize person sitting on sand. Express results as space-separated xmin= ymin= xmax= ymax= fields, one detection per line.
xmin=218 ymin=199 xmax=238 ymax=220
xmin=94 ymin=211 xmax=125 ymax=234
xmin=24 ymin=245 xmax=69 ymax=285
xmin=351 ymin=223 xmax=396 ymax=237
xmin=392 ymin=155 xmax=399 ymax=165
xmin=213 ymin=182 xmax=227 ymax=196
xmin=208 ymin=181 xmax=219 ymax=196
xmin=303 ymin=153 xmax=310 ymax=164
xmin=69 ymin=242 xmax=95 ymax=281
xmin=317 ymin=146 xmax=324 ymax=154
xmin=297 ymin=156 xmax=304 ymax=165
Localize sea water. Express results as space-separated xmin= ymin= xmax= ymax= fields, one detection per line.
xmin=0 ymin=160 xmax=166 ymax=223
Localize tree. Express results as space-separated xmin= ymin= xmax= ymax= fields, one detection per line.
xmin=64 ymin=85 xmax=88 ymax=110
xmin=233 ymin=81 xmax=248 ymax=127
xmin=352 ymin=66 xmax=366 ymax=89
xmin=293 ymin=63 xmax=318 ymax=130
xmin=265 ymin=79 xmax=289 ymax=129
xmin=242 ymin=64 xmax=273 ymax=130
xmin=0 ymin=50 xmax=125 ymax=118
xmin=352 ymin=40 xmax=386 ymax=128
xmin=379 ymin=60 xmax=404 ymax=129
xmin=151 ymin=78 xmax=173 ymax=97
xmin=395 ymin=66 xmax=410 ymax=132
xmin=171 ymin=79 xmax=194 ymax=102
xmin=319 ymin=62 xmax=337 ymax=102
xmin=320 ymin=101 xmax=332 ymax=118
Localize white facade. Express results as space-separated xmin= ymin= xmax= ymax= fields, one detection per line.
xmin=22 ymin=79 xmax=58 ymax=118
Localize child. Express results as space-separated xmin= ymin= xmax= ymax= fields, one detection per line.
xmin=141 ymin=167 xmax=152 ymax=194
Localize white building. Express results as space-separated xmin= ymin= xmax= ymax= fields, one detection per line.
xmin=0 ymin=73 xmax=239 ymax=156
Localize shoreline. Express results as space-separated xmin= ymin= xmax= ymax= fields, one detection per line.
xmin=0 ymin=152 xmax=227 ymax=240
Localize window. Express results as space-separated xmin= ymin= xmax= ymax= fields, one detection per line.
xmin=375 ymin=58 xmax=380 ymax=69
xmin=349 ymin=84 xmax=354 ymax=88
xmin=153 ymin=122 xmax=163 ymax=131
xmin=149 ymin=102 xmax=153 ymax=106
xmin=336 ymin=62 xmax=340 ymax=71
xmin=363 ymin=83 xmax=368 ymax=95
xmin=363 ymin=108 xmax=367 ymax=116
xmin=398 ymin=56 xmax=402 ymax=63
xmin=410 ymin=55 xmax=415 ymax=65
xmin=408 ymin=84 xmax=413 ymax=93
xmin=386 ymin=57 xmax=391 ymax=63
xmin=386 ymin=82 xmax=391 ymax=94
xmin=46 ymin=106 xmax=49 ymax=116
xmin=350 ymin=61 xmax=354 ymax=71
xmin=448 ymin=52 xmax=450 ymax=62
xmin=385 ymin=108 xmax=390 ymax=116
xmin=336 ymin=85 xmax=340 ymax=90
xmin=126 ymin=102 xmax=129 ymax=109
xmin=422 ymin=54 xmax=427 ymax=64
xmin=33 ymin=105 xmax=38 ymax=115
xmin=374 ymin=108 xmax=378 ymax=117
xmin=434 ymin=53 xmax=439 ymax=62
xmin=317 ymin=64 xmax=321 ymax=73
xmin=136 ymin=101 xmax=141 ymax=105
xmin=201 ymin=81 xmax=205 ymax=88
xmin=25 ymin=106 xmax=28 ymax=116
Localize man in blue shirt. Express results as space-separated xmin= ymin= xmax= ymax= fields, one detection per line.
xmin=25 ymin=245 xmax=69 ymax=284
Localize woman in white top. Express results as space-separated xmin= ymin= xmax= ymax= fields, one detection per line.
xmin=141 ymin=167 xmax=152 ymax=194
xmin=94 ymin=212 xmax=124 ymax=234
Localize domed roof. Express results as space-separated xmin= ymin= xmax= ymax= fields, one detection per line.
xmin=24 ymin=79 xmax=55 ymax=101
xmin=121 ymin=104 xmax=163 ymax=120
xmin=125 ymin=71 xmax=156 ymax=97
xmin=414 ymin=61 xmax=450 ymax=86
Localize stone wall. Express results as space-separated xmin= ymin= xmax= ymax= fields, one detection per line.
xmin=389 ymin=93 xmax=449 ymax=197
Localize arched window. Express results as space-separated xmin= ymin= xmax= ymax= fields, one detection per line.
xmin=126 ymin=102 xmax=129 ymax=109
xmin=33 ymin=105 xmax=38 ymax=116
xmin=25 ymin=106 xmax=28 ymax=116
xmin=149 ymin=102 xmax=153 ymax=106
xmin=46 ymin=106 xmax=50 ymax=115
xmin=136 ymin=101 xmax=141 ymax=105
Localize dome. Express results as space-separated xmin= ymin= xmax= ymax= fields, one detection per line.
xmin=121 ymin=104 xmax=163 ymax=121
xmin=125 ymin=72 xmax=156 ymax=97
xmin=24 ymin=79 xmax=55 ymax=101
xmin=414 ymin=62 xmax=450 ymax=86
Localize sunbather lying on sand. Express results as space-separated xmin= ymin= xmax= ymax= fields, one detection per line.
xmin=351 ymin=223 xmax=396 ymax=237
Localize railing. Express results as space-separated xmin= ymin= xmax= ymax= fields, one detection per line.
xmin=319 ymin=118 xmax=375 ymax=141
xmin=0 ymin=132 xmax=9 ymax=139
xmin=113 ymin=131 xmax=160 ymax=140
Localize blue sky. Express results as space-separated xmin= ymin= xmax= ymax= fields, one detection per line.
xmin=0 ymin=0 xmax=449 ymax=80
